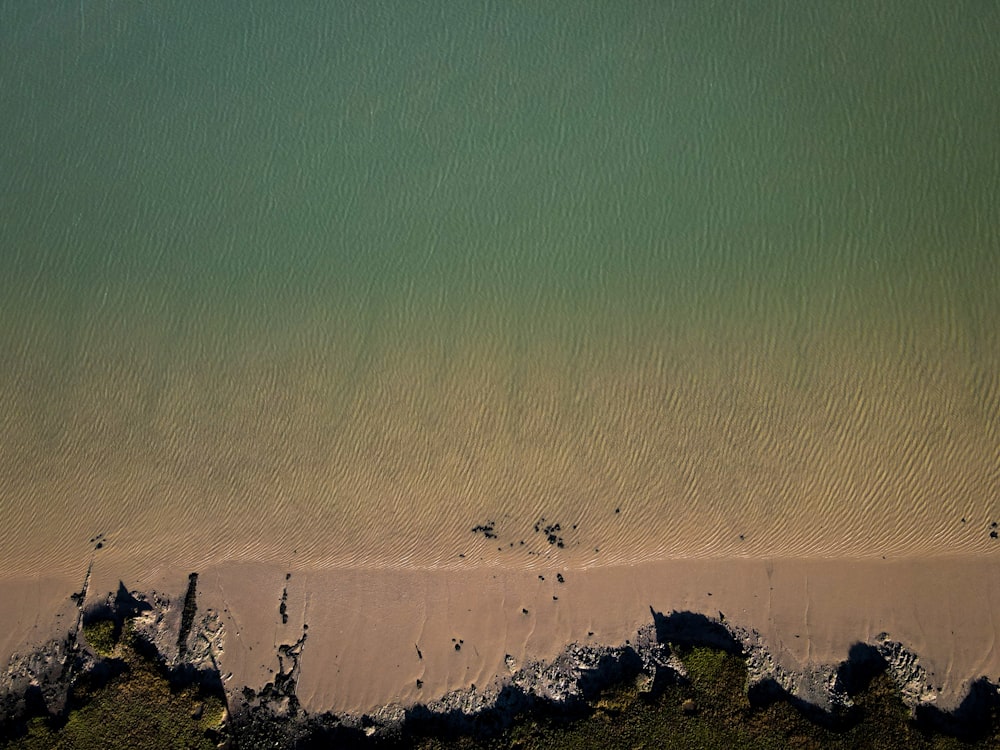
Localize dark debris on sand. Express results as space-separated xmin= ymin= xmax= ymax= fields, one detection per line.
xmin=471 ymin=522 xmax=498 ymax=540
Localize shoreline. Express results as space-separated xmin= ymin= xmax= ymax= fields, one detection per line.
xmin=4 ymin=565 xmax=1000 ymax=746
xmin=4 ymin=555 xmax=1000 ymax=720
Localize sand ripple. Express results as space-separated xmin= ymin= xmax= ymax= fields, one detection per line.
xmin=2 ymin=286 xmax=999 ymax=580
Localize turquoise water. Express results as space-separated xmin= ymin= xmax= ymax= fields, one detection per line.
xmin=1 ymin=1 xmax=998 ymax=575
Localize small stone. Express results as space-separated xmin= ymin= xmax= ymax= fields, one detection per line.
xmin=682 ymin=698 xmax=697 ymax=715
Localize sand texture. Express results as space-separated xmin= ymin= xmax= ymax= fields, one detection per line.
xmin=0 ymin=556 xmax=987 ymax=718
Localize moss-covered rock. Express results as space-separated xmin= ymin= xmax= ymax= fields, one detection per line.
xmin=80 ymin=620 xmax=117 ymax=658
xmin=407 ymin=644 xmax=1000 ymax=750
xmin=2 ymin=624 xmax=227 ymax=750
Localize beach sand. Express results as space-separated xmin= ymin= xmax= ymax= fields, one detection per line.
xmin=7 ymin=554 xmax=997 ymax=717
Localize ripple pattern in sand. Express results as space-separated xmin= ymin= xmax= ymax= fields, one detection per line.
xmin=2 ymin=288 xmax=1000 ymax=579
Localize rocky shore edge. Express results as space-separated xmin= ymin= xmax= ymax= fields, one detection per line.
xmin=3 ymin=575 xmax=1000 ymax=747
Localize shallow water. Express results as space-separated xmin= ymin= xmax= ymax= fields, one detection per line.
xmin=1 ymin=0 xmax=998 ymax=579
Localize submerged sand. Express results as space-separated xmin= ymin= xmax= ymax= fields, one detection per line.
xmin=2 ymin=290 xmax=999 ymax=581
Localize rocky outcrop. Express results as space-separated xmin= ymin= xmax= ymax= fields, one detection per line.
xmin=0 ymin=632 xmax=87 ymax=724
xmin=0 ymin=561 xmax=98 ymax=723
xmin=228 ymin=607 xmax=982 ymax=744
xmin=0 ymin=573 xmax=226 ymax=741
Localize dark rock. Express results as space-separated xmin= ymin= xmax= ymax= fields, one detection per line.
xmin=471 ymin=523 xmax=498 ymax=540
xmin=177 ymin=573 xmax=199 ymax=658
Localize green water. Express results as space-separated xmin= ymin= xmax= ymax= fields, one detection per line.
xmin=1 ymin=1 xmax=998 ymax=573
